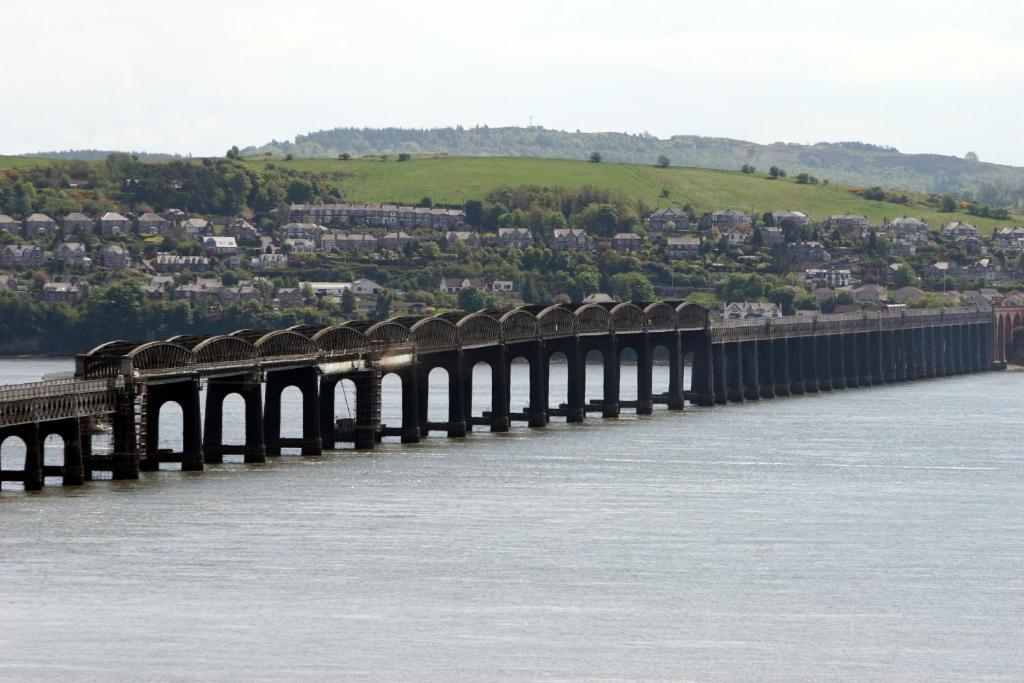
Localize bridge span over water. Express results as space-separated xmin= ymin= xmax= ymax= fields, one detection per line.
xmin=0 ymin=302 xmax=1013 ymax=492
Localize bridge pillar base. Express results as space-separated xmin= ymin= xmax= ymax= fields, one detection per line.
xmin=111 ymin=453 xmax=140 ymax=480
xmin=635 ymin=400 xmax=654 ymax=415
xmin=447 ymin=421 xmax=467 ymax=438
xmin=353 ymin=426 xmax=376 ymax=450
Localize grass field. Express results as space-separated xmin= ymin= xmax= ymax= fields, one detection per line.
xmin=241 ymin=156 xmax=1016 ymax=233
xmin=0 ymin=155 xmax=58 ymax=169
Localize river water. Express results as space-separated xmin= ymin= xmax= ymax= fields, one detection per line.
xmin=0 ymin=358 xmax=1022 ymax=681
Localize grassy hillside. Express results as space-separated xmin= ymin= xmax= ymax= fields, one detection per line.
xmin=241 ymin=156 xmax=1017 ymax=233
xmin=242 ymin=126 xmax=1024 ymax=204
xmin=0 ymin=155 xmax=59 ymax=169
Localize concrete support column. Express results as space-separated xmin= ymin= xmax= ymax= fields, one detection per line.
xmin=635 ymin=334 xmax=654 ymax=415
xmin=756 ymin=338 xmax=775 ymax=399
xmin=353 ymin=371 xmax=379 ymax=450
xmin=857 ymin=333 xmax=873 ymax=386
xmin=936 ymin=326 xmax=949 ymax=376
xmin=868 ymin=331 xmax=884 ymax=385
xmin=80 ymin=418 xmax=94 ymax=482
xmin=669 ymin=333 xmax=691 ymax=409
xmin=725 ymin=342 xmax=744 ymax=402
xmin=62 ymin=419 xmax=84 ymax=486
xmin=741 ymin=341 xmax=760 ymax=401
xmin=950 ymin=325 xmax=964 ymax=374
xmin=264 ymin=367 xmax=321 ymax=456
xmin=22 ymin=424 xmax=43 ymax=491
xmin=319 ymin=376 xmax=339 ymax=448
xmin=111 ymin=390 xmax=140 ymax=480
xmin=399 ymin=366 xmax=420 ymax=443
xmin=447 ymin=356 xmax=467 ymax=438
xmin=772 ymin=338 xmax=790 ymax=397
xmin=786 ymin=337 xmax=804 ymax=395
xmin=904 ymin=329 xmax=920 ymax=380
xmin=923 ymin=327 xmax=937 ymax=378
xmin=843 ymin=333 xmax=859 ymax=389
xmin=490 ymin=351 xmax=512 ymax=430
xmin=980 ymin=323 xmax=994 ymax=370
xmin=712 ymin=342 xmax=728 ymax=404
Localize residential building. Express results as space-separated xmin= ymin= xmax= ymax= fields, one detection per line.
xmin=552 ymin=228 xmax=589 ymax=252
xmin=883 ymin=217 xmax=930 ymax=243
xmin=924 ymin=261 xmax=952 ymax=281
xmin=63 ymin=212 xmax=94 ymax=235
xmin=301 ymin=282 xmax=354 ymax=298
xmin=647 ymin=207 xmax=689 ymax=233
xmin=100 ymin=244 xmax=132 ymax=269
xmin=253 ymin=253 xmax=289 ymax=269
xmin=726 ymin=229 xmax=748 ymax=245
xmin=41 ymin=281 xmax=82 ymax=305
xmin=439 ymin=277 xmax=487 ymax=294
xmin=352 ymin=278 xmax=384 ymax=296
xmin=0 ymin=244 xmax=44 ymax=268
xmin=174 ymin=277 xmax=223 ymax=303
xmin=700 ymin=209 xmax=752 ymax=231
xmin=55 ymin=242 xmax=89 ymax=268
xmin=138 ymin=212 xmax=171 ymax=235
xmin=961 ymin=258 xmax=1005 ymax=284
xmin=203 ymin=236 xmax=238 ymax=256
xmin=611 ymin=232 xmax=643 ymax=254
xmin=99 ymin=211 xmax=131 ymax=237
xmin=891 ymin=286 xmax=926 ymax=304
xmin=722 ymin=302 xmax=782 ymax=319
xmin=275 ymin=287 xmax=306 ymax=308
xmin=954 ymin=234 xmax=985 ymax=256
xmin=161 ymin=208 xmax=187 ymax=224
xmin=378 ymin=231 xmax=414 ymax=251
xmin=0 ymin=214 xmax=22 ymax=236
xmin=219 ymin=283 xmax=261 ymax=305
xmin=226 ymin=219 xmax=259 ymax=239
xmin=24 ymin=213 xmax=58 ymax=238
xmin=852 ymin=284 xmax=887 ymax=303
xmin=665 ymin=235 xmax=701 ymax=259
xmin=491 ymin=280 xmax=515 ymax=292
xmin=326 ymin=232 xmax=378 ymax=252
xmin=787 ymin=241 xmax=831 ymax=262
xmin=144 ymin=275 xmax=175 ymax=299
xmin=823 ymin=214 xmax=871 ymax=236
xmin=284 ymin=238 xmax=316 ymax=254
xmin=772 ymin=210 xmax=809 ymax=232
xmin=802 ymin=268 xmax=851 ymax=289
xmin=757 ymin=226 xmax=784 ymax=246
xmin=942 ymin=221 xmax=979 ymax=239
xmin=281 ymin=222 xmax=328 ymax=243
xmin=497 ymin=227 xmax=533 ymax=249
xmin=153 ymin=252 xmax=211 ymax=273
xmin=993 ymin=226 xmax=1024 ymax=247
xmin=289 ymin=203 xmax=467 ymax=230
xmin=582 ymin=292 xmax=614 ymax=304
xmin=182 ymin=217 xmax=212 ymax=238
xmin=445 ymin=231 xmax=481 ymax=248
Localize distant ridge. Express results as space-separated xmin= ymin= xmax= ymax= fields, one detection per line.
xmin=242 ymin=126 xmax=1024 ymax=207
xmin=22 ymin=149 xmax=183 ymax=161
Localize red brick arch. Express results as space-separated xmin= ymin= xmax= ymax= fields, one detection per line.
xmin=993 ymin=307 xmax=1024 ymax=364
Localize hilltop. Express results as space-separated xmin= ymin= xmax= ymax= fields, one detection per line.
xmin=242 ymin=126 xmax=1024 ymax=207
xmin=239 ymin=156 xmax=1017 ymax=234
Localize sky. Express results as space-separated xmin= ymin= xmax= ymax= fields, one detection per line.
xmin=2 ymin=0 xmax=1023 ymax=165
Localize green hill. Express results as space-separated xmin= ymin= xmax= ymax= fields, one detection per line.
xmin=241 ymin=155 xmax=1017 ymax=233
xmin=242 ymin=126 xmax=1024 ymax=207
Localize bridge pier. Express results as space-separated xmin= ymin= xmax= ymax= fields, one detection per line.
xmin=205 ymin=373 xmax=265 ymax=464
xmin=690 ymin=334 xmax=715 ymax=407
xmin=39 ymin=418 xmax=85 ymax=486
xmin=843 ymin=333 xmax=860 ymax=388
xmin=142 ymin=379 xmax=203 ymax=472
xmin=724 ymin=342 xmax=744 ymax=402
xmin=543 ymin=338 xmax=584 ymax=422
xmin=634 ymin=334 xmax=654 ymax=415
xmin=598 ymin=337 xmax=620 ymax=418
xmin=0 ymin=423 xmax=43 ymax=491
xmin=741 ymin=341 xmax=759 ymax=401
xmin=757 ymin=339 xmax=774 ymax=399
xmin=771 ymin=338 xmax=790 ymax=397
xmin=264 ymin=367 xmax=321 ymax=456
xmin=815 ymin=336 xmax=833 ymax=391
xmin=464 ymin=347 xmax=512 ymax=432
xmin=830 ymin=334 xmax=847 ymax=390
xmin=712 ymin=342 xmax=728 ymax=404
xmin=786 ymin=336 xmax=804 ymax=394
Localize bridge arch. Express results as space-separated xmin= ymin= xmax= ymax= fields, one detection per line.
xmin=457 ymin=312 xmax=502 ymax=348
xmin=537 ymin=305 xmax=576 ymax=338
xmin=499 ymin=310 xmax=539 ymax=343
xmin=610 ymin=302 xmax=646 ymax=333
xmin=311 ymin=325 xmax=370 ymax=356
xmin=676 ymin=302 xmax=709 ymax=330
xmin=574 ymin=304 xmax=610 ymax=334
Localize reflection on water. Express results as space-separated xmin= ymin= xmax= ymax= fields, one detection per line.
xmin=1 ymin=358 xmax=1022 ymax=681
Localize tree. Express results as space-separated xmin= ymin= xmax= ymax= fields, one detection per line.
xmin=750 ymin=227 xmax=764 ymax=248
xmin=284 ymin=153 xmax=294 ymax=161
xmin=397 ymin=152 xmax=411 ymax=162
xmin=300 ymin=282 xmax=315 ymax=301
xmin=226 ymin=145 xmax=241 ymax=160
xmin=457 ymin=286 xmax=486 ymax=312
xmin=656 ymin=155 xmax=670 ymax=168
xmin=610 ymin=272 xmax=655 ymax=301
xmin=867 ymin=229 xmax=878 ymax=255
xmin=768 ymin=166 xmax=781 ymax=179
xmin=892 ymin=265 xmax=914 ymax=288
xmin=419 ymin=196 xmax=433 ymax=208
xmin=338 ymin=152 xmax=351 ymax=160
xmin=965 ymin=151 xmax=979 ymax=162
xmin=374 ymin=292 xmax=392 ymax=320
xmin=939 ymin=195 xmax=957 ymax=212
xmin=341 ymin=288 xmax=355 ymax=316
xmin=741 ymin=164 xmax=755 ymax=174
xmin=464 ymin=199 xmax=483 ymax=227
xmin=589 ymin=151 xmax=602 ymax=163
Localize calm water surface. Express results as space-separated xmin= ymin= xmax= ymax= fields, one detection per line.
xmin=1 ymin=358 xmax=1022 ymax=682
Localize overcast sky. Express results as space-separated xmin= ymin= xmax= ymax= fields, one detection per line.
xmin=3 ymin=0 xmax=1022 ymax=165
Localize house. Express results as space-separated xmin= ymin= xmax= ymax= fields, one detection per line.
xmin=611 ymin=232 xmax=643 ymax=254
xmin=41 ymin=281 xmax=82 ymax=305
xmin=445 ymin=231 xmax=481 ymax=248
xmin=173 ymin=277 xmax=223 ymax=303
xmin=284 ymin=238 xmax=316 ymax=254
xmin=582 ymin=292 xmax=614 ymax=304
xmin=63 ymin=212 xmax=94 ymax=235
xmin=144 ymin=275 xmax=175 ymax=299
xmin=439 ymin=277 xmax=487 ymax=294
xmin=0 ymin=244 xmax=44 ymax=268
xmin=726 ymin=229 xmax=748 ymax=245
xmin=552 ymin=228 xmax=589 ymax=252
xmin=378 ymin=231 xmax=413 ymax=251
xmin=161 ymin=208 xmax=187 ymax=224
xmin=497 ymin=227 xmax=533 ymax=249
xmin=891 ymin=286 xmax=926 ymax=304
xmin=925 ymin=261 xmax=952 ymax=281
xmin=289 ymin=203 xmax=466 ymax=230
xmin=883 ymin=217 xmax=930 ymax=243
xmin=226 ymin=219 xmax=259 ymax=239
xmin=219 ymin=283 xmax=261 ymax=305
xmin=700 ymin=209 xmax=752 ymax=231
xmin=153 ymin=252 xmax=210 ymax=273
xmin=787 ymin=241 xmax=831 ymax=262
xmin=802 ymin=268 xmax=851 ymax=289
xmin=100 ymin=244 xmax=132 ymax=270
xmin=0 ymin=214 xmax=22 ymax=236
xmin=954 ymin=234 xmax=985 ymax=256
xmin=757 ymin=226 xmax=784 ymax=246
xmin=491 ymin=280 xmax=515 ymax=292
xmin=182 ymin=217 xmax=212 ymax=238
xmin=648 ymin=207 xmax=689 ymax=233
xmin=823 ymin=214 xmax=871 ymax=236
xmin=326 ymin=232 xmax=378 ymax=252
xmin=301 ymin=282 xmax=353 ymax=298
xmin=138 ymin=212 xmax=171 ymax=235
xmin=721 ymin=302 xmax=782 ymax=319
xmin=665 ymin=235 xmax=701 ymax=259
xmin=345 ymin=278 xmax=380 ymax=296
xmin=942 ymin=221 xmax=979 ymax=239
xmin=55 ymin=242 xmax=89 ymax=268
xmin=961 ymin=258 xmax=1004 ymax=284
xmin=23 ymin=213 xmax=58 ymax=238
xmin=772 ymin=210 xmax=809 ymax=231
xmin=852 ymin=284 xmax=887 ymax=303
xmin=99 ymin=211 xmax=131 ymax=237
xmin=811 ymin=287 xmax=836 ymax=306
xmin=281 ymin=222 xmax=327 ymax=243
xmin=203 ymin=236 xmax=238 ymax=256
xmin=275 ymin=287 xmax=306 ymax=308
xmin=253 ymin=252 xmax=289 ymax=269
xmin=993 ymin=226 xmax=1024 ymax=247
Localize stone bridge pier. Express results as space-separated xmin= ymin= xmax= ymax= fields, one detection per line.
xmin=142 ymin=379 xmax=204 ymax=472
xmin=203 ymin=373 xmax=265 ymax=464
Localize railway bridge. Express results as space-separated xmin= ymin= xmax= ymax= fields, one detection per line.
xmin=0 ymin=302 xmax=1004 ymax=492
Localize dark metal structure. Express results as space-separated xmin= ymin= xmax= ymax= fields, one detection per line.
xmin=0 ymin=303 xmax=1003 ymax=492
